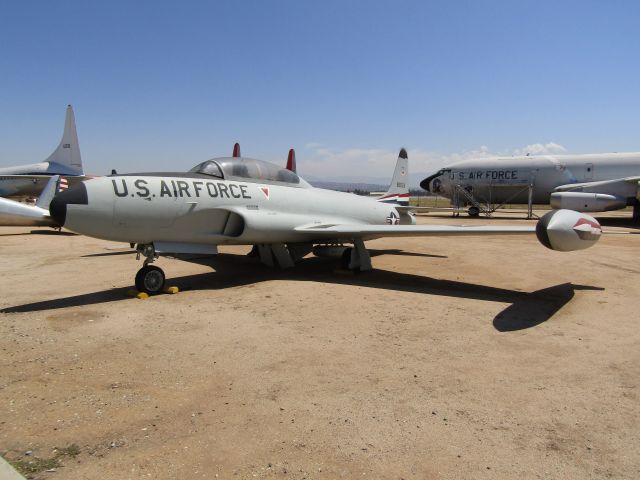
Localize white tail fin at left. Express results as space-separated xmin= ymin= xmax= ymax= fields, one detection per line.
xmin=44 ymin=105 xmax=83 ymax=174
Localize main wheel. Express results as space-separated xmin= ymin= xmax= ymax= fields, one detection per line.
xmin=468 ymin=206 xmax=480 ymax=217
xmin=135 ymin=265 xmax=166 ymax=295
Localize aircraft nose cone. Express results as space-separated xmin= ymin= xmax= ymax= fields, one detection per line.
xmin=420 ymin=172 xmax=445 ymax=193
xmin=49 ymin=182 xmax=88 ymax=226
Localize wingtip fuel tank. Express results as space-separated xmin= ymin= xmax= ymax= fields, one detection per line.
xmin=536 ymin=209 xmax=602 ymax=251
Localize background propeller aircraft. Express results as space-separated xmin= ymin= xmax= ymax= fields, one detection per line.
xmin=47 ymin=147 xmax=602 ymax=294
xmin=0 ymin=105 xmax=88 ymax=198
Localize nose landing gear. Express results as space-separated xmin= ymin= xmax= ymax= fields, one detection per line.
xmin=135 ymin=244 xmax=166 ymax=295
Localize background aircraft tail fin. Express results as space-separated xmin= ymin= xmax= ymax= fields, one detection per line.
xmin=377 ymin=148 xmax=409 ymax=206
xmin=35 ymin=175 xmax=61 ymax=210
xmin=232 ymin=143 xmax=241 ymax=157
xmin=286 ymin=149 xmax=297 ymax=173
xmin=44 ymin=105 xmax=83 ymax=174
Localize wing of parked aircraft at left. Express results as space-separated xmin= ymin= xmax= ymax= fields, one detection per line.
xmin=0 ymin=175 xmax=60 ymax=227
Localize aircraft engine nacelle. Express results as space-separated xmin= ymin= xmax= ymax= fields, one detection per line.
xmin=550 ymin=192 xmax=627 ymax=212
xmin=536 ymin=209 xmax=601 ymax=252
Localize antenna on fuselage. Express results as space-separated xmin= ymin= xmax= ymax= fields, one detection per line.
xmin=233 ymin=143 xmax=241 ymax=157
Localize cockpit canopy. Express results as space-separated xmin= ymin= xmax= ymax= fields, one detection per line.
xmin=189 ymin=157 xmax=300 ymax=185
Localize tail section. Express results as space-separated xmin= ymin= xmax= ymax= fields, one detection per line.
xmin=44 ymin=105 xmax=83 ymax=174
xmin=232 ymin=142 xmax=241 ymax=157
xmin=286 ymin=149 xmax=297 ymax=173
xmin=377 ymin=148 xmax=409 ymax=206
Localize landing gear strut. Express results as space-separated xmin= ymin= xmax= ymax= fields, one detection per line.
xmin=135 ymin=244 xmax=166 ymax=294
xmin=340 ymin=239 xmax=372 ymax=272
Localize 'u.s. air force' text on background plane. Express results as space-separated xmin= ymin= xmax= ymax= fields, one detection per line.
xmin=47 ymin=148 xmax=602 ymax=294
xmin=421 ymin=152 xmax=640 ymax=219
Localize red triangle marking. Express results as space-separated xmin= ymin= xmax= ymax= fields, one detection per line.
xmin=260 ymin=186 xmax=270 ymax=199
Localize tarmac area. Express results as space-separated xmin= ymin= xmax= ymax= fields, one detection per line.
xmin=0 ymin=212 xmax=638 ymax=479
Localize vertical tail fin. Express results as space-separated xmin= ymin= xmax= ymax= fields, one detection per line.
xmin=232 ymin=143 xmax=241 ymax=157
xmin=286 ymin=149 xmax=297 ymax=173
xmin=35 ymin=175 xmax=60 ymax=210
xmin=377 ymin=148 xmax=409 ymax=206
xmin=44 ymin=105 xmax=83 ymax=174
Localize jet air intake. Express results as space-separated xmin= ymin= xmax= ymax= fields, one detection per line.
xmin=550 ymin=192 xmax=627 ymax=212
xmin=49 ymin=181 xmax=88 ymax=226
xmin=536 ymin=209 xmax=601 ymax=252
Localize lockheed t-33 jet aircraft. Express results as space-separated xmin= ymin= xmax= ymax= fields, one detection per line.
xmin=48 ymin=148 xmax=602 ymax=294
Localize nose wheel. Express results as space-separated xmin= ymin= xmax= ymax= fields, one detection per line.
xmin=135 ymin=265 xmax=166 ymax=295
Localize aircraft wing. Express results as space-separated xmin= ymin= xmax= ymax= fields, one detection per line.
xmin=295 ymin=223 xmax=534 ymax=240
xmin=555 ymin=176 xmax=640 ymax=193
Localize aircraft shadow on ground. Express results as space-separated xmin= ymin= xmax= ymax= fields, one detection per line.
xmin=1 ymin=253 xmax=603 ymax=332
xmin=596 ymin=217 xmax=640 ymax=231
xmin=0 ymin=230 xmax=77 ymax=237
xmin=81 ymin=250 xmax=136 ymax=258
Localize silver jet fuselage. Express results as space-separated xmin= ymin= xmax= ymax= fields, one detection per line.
xmin=423 ymin=152 xmax=640 ymax=205
xmin=50 ymin=157 xmax=401 ymax=246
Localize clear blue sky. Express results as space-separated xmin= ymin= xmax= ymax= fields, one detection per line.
xmin=1 ymin=0 xmax=639 ymax=180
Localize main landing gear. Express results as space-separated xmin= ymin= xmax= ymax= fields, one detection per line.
xmin=339 ymin=239 xmax=372 ymax=272
xmin=135 ymin=244 xmax=166 ymax=295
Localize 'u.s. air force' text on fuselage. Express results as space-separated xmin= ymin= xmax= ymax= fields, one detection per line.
xmin=111 ymin=178 xmax=252 ymax=200
xmin=450 ymin=170 xmax=520 ymax=182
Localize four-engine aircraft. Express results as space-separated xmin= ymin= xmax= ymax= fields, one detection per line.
xmin=421 ymin=152 xmax=640 ymax=220
xmin=48 ymin=148 xmax=602 ymax=294
xmin=0 ymin=105 xmax=86 ymax=198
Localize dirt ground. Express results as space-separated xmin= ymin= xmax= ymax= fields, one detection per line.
xmin=0 ymin=212 xmax=638 ymax=479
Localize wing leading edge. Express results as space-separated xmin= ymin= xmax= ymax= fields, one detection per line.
xmin=295 ymin=223 xmax=534 ymax=240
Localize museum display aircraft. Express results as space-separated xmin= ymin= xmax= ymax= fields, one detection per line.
xmin=47 ymin=148 xmax=602 ymax=294
xmin=421 ymin=152 xmax=640 ymax=219
xmin=0 ymin=105 xmax=86 ymax=198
